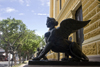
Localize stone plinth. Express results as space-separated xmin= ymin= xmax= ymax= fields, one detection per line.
xmin=28 ymin=60 xmax=100 ymax=66
xmin=23 ymin=65 xmax=100 ymax=67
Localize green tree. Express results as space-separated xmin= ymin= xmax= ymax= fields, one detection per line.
xmin=0 ymin=18 xmax=26 ymax=64
xmin=17 ymin=29 xmax=42 ymax=63
xmin=0 ymin=18 xmax=43 ymax=64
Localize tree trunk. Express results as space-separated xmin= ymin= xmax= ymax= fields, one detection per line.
xmin=22 ymin=57 xmax=25 ymax=63
xmin=22 ymin=55 xmax=26 ymax=63
xmin=27 ymin=54 xmax=29 ymax=60
xmin=13 ymin=53 xmax=16 ymax=65
xmin=5 ymin=49 xmax=8 ymax=60
xmin=18 ymin=53 xmax=21 ymax=64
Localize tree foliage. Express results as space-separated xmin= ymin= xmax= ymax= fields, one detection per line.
xmin=0 ymin=18 xmax=43 ymax=64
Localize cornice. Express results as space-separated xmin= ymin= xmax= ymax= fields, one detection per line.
xmin=56 ymin=0 xmax=81 ymax=22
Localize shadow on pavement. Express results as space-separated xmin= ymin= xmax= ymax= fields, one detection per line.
xmin=23 ymin=65 xmax=29 ymax=67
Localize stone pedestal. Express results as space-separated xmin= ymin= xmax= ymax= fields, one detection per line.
xmin=24 ymin=65 xmax=100 ymax=67
xmin=28 ymin=60 xmax=100 ymax=66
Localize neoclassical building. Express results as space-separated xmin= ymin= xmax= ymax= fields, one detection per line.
xmin=47 ymin=0 xmax=100 ymax=60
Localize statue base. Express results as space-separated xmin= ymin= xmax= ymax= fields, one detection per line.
xmin=28 ymin=60 xmax=100 ymax=66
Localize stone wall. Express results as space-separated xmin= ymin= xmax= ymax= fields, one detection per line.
xmin=46 ymin=50 xmax=58 ymax=60
xmin=82 ymin=0 xmax=100 ymax=55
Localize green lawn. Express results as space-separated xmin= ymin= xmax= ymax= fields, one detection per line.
xmin=12 ymin=64 xmax=22 ymax=67
xmin=12 ymin=61 xmax=28 ymax=67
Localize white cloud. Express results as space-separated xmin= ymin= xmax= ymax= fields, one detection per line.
xmin=6 ymin=7 xmax=17 ymax=13
xmin=37 ymin=13 xmax=49 ymax=16
xmin=26 ymin=0 xmax=30 ymax=6
xmin=31 ymin=10 xmax=34 ymax=12
xmin=26 ymin=4 xmax=30 ymax=6
xmin=0 ymin=7 xmax=18 ymax=13
xmin=35 ymin=32 xmax=42 ymax=37
xmin=18 ymin=0 xmax=30 ymax=6
xmin=40 ymin=0 xmax=45 ymax=6
xmin=0 ymin=7 xmax=17 ymax=13
xmin=10 ymin=0 xmax=24 ymax=4
xmin=19 ymin=13 xmax=24 ymax=15
xmin=19 ymin=0 xmax=24 ymax=4
xmin=40 ymin=0 xmax=49 ymax=6
xmin=10 ymin=0 xmax=31 ymax=6
xmin=47 ymin=1 xmax=50 ymax=6
xmin=10 ymin=0 xmax=17 ymax=2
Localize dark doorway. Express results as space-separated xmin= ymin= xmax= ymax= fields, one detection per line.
xmin=75 ymin=6 xmax=84 ymax=48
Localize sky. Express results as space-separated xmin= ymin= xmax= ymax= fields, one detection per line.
xmin=0 ymin=0 xmax=50 ymax=37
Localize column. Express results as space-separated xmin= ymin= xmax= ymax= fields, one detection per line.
xmin=57 ymin=0 xmax=60 ymax=16
xmin=50 ymin=0 xmax=53 ymax=17
xmin=61 ymin=0 xmax=65 ymax=8
xmin=53 ymin=0 xmax=57 ymax=18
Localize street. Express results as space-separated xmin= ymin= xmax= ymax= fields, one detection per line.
xmin=0 ymin=61 xmax=19 ymax=67
xmin=0 ymin=61 xmax=8 ymax=67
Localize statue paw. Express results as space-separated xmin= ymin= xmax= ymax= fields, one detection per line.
xmin=61 ymin=58 xmax=68 ymax=61
xmin=82 ymin=59 xmax=89 ymax=62
xmin=32 ymin=57 xmax=40 ymax=60
xmin=67 ymin=58 xmax=80 ymax=62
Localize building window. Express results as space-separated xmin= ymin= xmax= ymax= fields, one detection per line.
xmin=69 ymin=36 xmax=72 ymax=41
xmin=60 ymin=0 xmax=62 ymax=10
xmin=75 ymin=6 xmax=84 ymax=48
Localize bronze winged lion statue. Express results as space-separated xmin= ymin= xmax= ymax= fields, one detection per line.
xmin=33 ymin=17 xmax=91 ymax=62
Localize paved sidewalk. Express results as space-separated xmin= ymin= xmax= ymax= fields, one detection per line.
xmin=18 ymin=64 xmax=28 ymax=67
xmin=18 ymin=65 xmax=100 ymax=67
xmin=18 ymin=55 xmax=100 ymax=67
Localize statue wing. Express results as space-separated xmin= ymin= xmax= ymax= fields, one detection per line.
xmin=59 ymin=18 xmax=91 ymax=37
